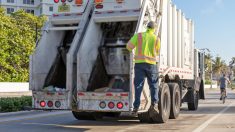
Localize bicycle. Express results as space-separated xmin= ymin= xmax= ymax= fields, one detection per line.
xmin=221 ymin=89 xmax=226 ymax=104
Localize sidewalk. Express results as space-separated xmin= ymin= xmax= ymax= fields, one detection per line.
xmin=0 ymin=91 xmax=32 ymax=98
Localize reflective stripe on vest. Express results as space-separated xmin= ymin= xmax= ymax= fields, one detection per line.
xmin=135 ymin=33 xmax=158 ymax=63
xmin=127 ymin=41 xmax=135 ymax=50
xmin=134 ymin=55 xmax=157 ymax=62
xmin=137 ymin=33 xmax=143 ymax=56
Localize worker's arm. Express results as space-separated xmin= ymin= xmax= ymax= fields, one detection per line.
xmin=155 ymin=37 xmax=161 ymax=55
xmin=126 ymin=34 xmax=138 ymax=51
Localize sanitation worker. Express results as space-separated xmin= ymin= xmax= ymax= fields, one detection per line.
xmin=126 ymin=21 xmax=161 ymax=114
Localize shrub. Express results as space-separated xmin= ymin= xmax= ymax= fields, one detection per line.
xmin=0 ymin=96 xmax=32 ymax=112
xmin=205 ymin=80 xmax=211 ymax=84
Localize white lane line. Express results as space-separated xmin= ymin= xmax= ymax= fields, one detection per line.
xmin=193 ymin=102 xmax=234 ymax=132
xmin=0 ymin=111 xmax=70 ymax=123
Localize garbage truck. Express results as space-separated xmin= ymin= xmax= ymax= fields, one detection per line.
xmin=30 ymin=0 xmax=205 ymax=123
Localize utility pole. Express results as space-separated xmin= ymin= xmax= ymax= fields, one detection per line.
xmin=210 ymin=59 xmax=213 ymax=89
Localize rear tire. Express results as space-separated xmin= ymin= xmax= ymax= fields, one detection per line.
xmin=138 ymin=111 xmax=152 ymax=123
xmin=72 ymin=111 xmax=104 ymax=120
xmin=151 ymin=83 xmax=171 ymax=123
xmin=187 ymin=89 xmax=199 ymax=111
xmin=168 ymin=83 xmax=181 ymax=119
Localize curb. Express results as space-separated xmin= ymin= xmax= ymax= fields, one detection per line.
xmin=0 ymin=110 xmax=37 ymax=117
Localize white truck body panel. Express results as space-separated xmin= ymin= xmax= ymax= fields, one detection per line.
xmin=30 ymin=0 xmax=94 ymax=110
xmin=75 ymin=0 xmax=195 ymax=113
xmin=94 ymin=0 xmax=142 ymax=12
xmin=159 ymin=0 xmax=194 ymax=80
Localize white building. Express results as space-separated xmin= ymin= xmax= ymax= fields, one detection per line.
xmin=39 ymin=0 xmax=54 ymax=16
xmin=0 ymin=0 xmax=54 ymax=16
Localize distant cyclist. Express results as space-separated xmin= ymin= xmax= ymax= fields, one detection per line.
xmin=219 ymin=74 xmax=231 ymax=100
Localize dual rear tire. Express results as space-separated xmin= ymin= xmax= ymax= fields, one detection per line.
xmin=138 ymin=83 xmax=171 ymax=123
xmin=138 ymin=83 xmax=181 ymax=123
xmin=168 ymin=83 xmax=181 ymax=119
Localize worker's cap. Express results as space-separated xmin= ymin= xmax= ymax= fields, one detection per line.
xmin=147 ymin=21 xmax=156 ymax=29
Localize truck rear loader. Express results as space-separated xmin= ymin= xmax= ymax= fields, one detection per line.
xmin=30 ymin=0 xmax=205 ymax=123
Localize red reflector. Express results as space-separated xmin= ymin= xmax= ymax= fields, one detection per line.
xmin=117 ymin=102 xmax=123 ymax=109
xmin=53 ymin=14 xmax=59 ymax=17
xmin=108 ymin=102 xmax=115 ymax=109
xmin=116 ymin=0 xmax=123 ymax=4
xmin=47 ymin=101 xmax=53 ymax=107
xmin=78 ymin=92 xmax=85 ymax=96
xmin=54 ymin=0 xmax=59 ymax=3
xmin=76 ymin=13 xmax=83 ymax=15
xmin=95 ymin=4 xmax=103 ymax=9
xmin=106 ymin=93 xmax=113 ymax=96
xmin=61 ymin=0 xmax=66 ymax=3
xmin=40 ymin=101 xmax=46 ymax=107
xmin=95 ymin=0 xmax=103 ymax=4
xmin=107 ymin=10 xmax=114 ymax=13
xmin=120 ymin=93 xmax=128 ymax=96
xmin=75 ymin=0 xmax=83 ymax=5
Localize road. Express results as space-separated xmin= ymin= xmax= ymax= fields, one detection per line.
xmin=0 ymin=88 xmax=235 ymax=132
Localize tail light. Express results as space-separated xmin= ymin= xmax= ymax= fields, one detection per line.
xmin=54 ymin=0 xmax=59 ymax=3
xmin=47 ymin=101 xmax=53 ymax=107
xmin=95 ymin=4 xmax=103 ymax=9
xmin=75 ymin=0 xmax=83 ymax=5
xmin=40 ymin=101 xmax=46 ymax=107
xmin=55 ymin=101 xmax=61 ymax=108
xmin=99 ymin=101 xmax=106 ymax=109
xmin=117 ymin=102 xmax=123 ymax=109
xmin=94 ymin=0 xmax=103 ymax=5
xmin=108 ymin=102 xmax=115 ymax=109
xmin=116 ymin=0 xmax=123 ymax=4
xmin=61 ymin=0 xmax=66 ymax=3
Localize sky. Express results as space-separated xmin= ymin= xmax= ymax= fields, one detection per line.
xmin=172 ymin=0 xmax=235 ymax=64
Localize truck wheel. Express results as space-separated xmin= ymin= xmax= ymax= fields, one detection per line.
xmin=151 ymin=83 xmax=171 ymax=123
xmin=187 ymin=90 xmax=199 ymax=111
xmin=72 ymin=111 xmax=103 ymax=120
xmin=168 ymin=83 xmax=181 ymax=119
xmin=138 ymin=111 xmax=152 ymax=123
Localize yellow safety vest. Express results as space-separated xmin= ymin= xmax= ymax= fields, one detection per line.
xmin=126 ymin=28 xmax=161 ymax=65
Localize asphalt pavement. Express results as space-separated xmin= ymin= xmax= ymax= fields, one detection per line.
xmin=0 ymin=88 xmax=234 ymax=132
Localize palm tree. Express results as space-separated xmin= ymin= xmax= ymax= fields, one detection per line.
xmin=204 ymin=53 xmax=213 ymax=81
xmin=212 ymin=56 xmax=227 ymax=80
xmin=229 ymin=57 xmax=235 ymax=81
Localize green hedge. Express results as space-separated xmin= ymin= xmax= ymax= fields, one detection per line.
xmin=205 ymin=80 xmax=211 ymax=84
xmin=0 ymin=96 xmax=32 ymax=112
